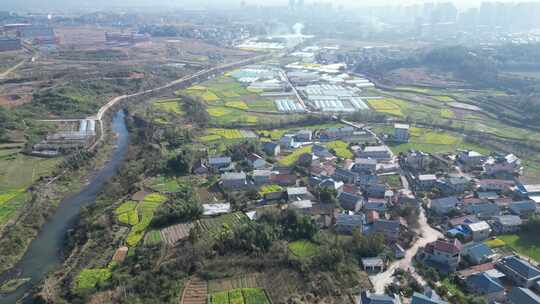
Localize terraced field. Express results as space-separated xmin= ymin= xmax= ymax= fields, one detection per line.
xmin=196 ymin=212 xmax=249 ymax=245
xmin=121 ymin=193 xmax=168 ymax=247
xmin=160 ymin=222 xmax=195 ymax=245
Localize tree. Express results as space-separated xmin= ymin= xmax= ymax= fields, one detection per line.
xmin=166 ymin=148 xmax=195 ymax=175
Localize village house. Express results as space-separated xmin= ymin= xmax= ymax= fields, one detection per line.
xmin=364 ymin=198 xmax=388 ymax=214
xmin=294 ymin=130 xmax=313 ymax=142
xmin=371 ymin=219 xmax=401 ymax=242
xmin=483 ymin=154 xmax=522 ymax=178
xmin=335 ymin=213 xmax=365 ymax=234
xmin=439 ymin=177 xmax=469 ymax=195
xmin=516 ymin=184 xmax=540 ymax=203
xmin=420 ymin=238 xmax=462 ymax=273
xmin=360 ymin=146 xmax=392 ymax=161
xmin=252 ymin=170 xmax=272 ymax=185
xmin=462 ymin=243 xmax=495 ymax=265
xmin=319 ymin=178 xmax=344 ymax=192
xmin=465 ymin=201 xmax=500 ymax=218
xmin=393 ymin=123 xmax=410 ymax=143
xmin=457 ymin=150 xmax=485 ymax=167
xmin=362 ymin=257 xmax=385 ymax=273
xmin=289 ymin=200 xmax=313 ymax=210
xmin=312 ymin=144 xmax=334 ymax=159
xmin=509 ymin=200 xmax=538 ymax=218
xmin=364 ymin=183 xmax=387 ymax=198
xmin=404 ymin=150 xmax=432 ymax=172
xmin=269 ymin=173 xmax=296 ymax=186
xmin=287 ymin=187 xmax=310 ymax=202
xmin=430 ymin=196 xmax=459 ymax=215
xmin=477 ymin=179 xmax=515 ymax=193
xmin=209 ymin=156 xmax=233 ymax=172
xmin=465 ymin=272 xmax=505 ymax=302
xmin=508 ymin=287 xmax=540 ymax=304
xmin=338 ymin=191 xmax=363 ymax=211
xmin=263 ymin=142 xmax=280 ymax=157
xmin=221 ymin=172 xmax=247 ymax=189
xmin=193 ymin=159 xmax=208 ymax=174
xmin=463 ymin=221 xmax=492 ymax=242
xmin=319 ymin=126 xmax=354 ymax=141
xmin=491 ymin=215 xmax=522 ymax=234
xmin=353 ymin=158 xmax=377 ymax=174
xmin=496 ymin=255 xmax=540 ymax=288
xmin=247 ymin=153 xmax=267 ymax=169
xmin=416 ymin=174 xmax=438 ymax=191
xmin=279 ymin=134 xmax=296 ymax=149
xmin=333 ymin=167 xmax=359 ymax=184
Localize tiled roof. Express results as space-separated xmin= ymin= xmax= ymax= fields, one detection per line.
xmin=499 ymin=256 xmax=540 ymax=279
xmin=508 ymin=287 xmax=540 ymax=304
xmin=466 ymin=272 xmax=504 ymax=294
xmin=430 ymin=238 xmax=461 ymax=254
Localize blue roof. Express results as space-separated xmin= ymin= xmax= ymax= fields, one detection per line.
xmin=500 ymin=256 xmax=540 ymax=279
xmin=508 ymin=288 xmax=540 ymax=304
xmin=411 ymin=292 xmax=448 ymax=304
xmin=510 ymin=201 xmax=537 ymax=214
xmin=466 ymin=202 xmax=500 ymax=215
xmin=464 ymin=243 xmax=493 ymax=262
xmin=466 ymin=272 xmax=504 ymax=294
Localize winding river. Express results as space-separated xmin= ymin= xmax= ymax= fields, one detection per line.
xmin=0 ymin=111 xmax=129 ymax=303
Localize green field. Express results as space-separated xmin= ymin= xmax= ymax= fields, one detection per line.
xmin=197 ymin=212 xmax=248 ymax=245
xmin=288 ymin=240 xmax=319 ymax=258
xmin=144 ymin=230 xmax=163 ymax=246
xmin=484 ymin=238 xmax=506 ymax=248
xmin=388 ymin=126 xmax=489 ymax=155
xmin=146 ymin=176 xmax=184 ymax=193
xmin=126 ymin=193 xmax=168 ymax=246
xmin=153 ymin=99 xmax=182 ymax=114
xmin=325 ymin=140 xmax=353 ymax=159
xmin=367 ymin=98 xmax=405 ymax=117
xmin=75 ymin=268 xmax=112 ymax=290
xmin=0 ymin=153 xmax=60 ymax=225
xmin=278 ymin=145 xmax=312 ymax=166
xmin=209 ymin=288 xmax=270 ymax=304
xmin=498 ymin=233 xmax=540 ymax=263
xmin=115 ymin=201 xmax=139 ymax=226
xmin=0 ymin=154 xmax=60 ymax=191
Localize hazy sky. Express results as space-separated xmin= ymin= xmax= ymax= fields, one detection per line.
xmin=3 ymin=0 xmax=540 ymax=11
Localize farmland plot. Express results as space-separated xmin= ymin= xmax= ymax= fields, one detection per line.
xmin=208 ymin=288 xmax=270 ymax=304
xmin=160 ymin=222 xmax=195 ymax=245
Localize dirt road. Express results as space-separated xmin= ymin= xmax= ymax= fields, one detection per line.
xmin=370 ymin=207 xmax=443 ymax=293
xmin=0 ymin=60 xmax=26 ymax=80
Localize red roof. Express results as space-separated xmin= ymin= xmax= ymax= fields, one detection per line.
xmin=367 ymin=210 xmax=380 ymax=223
xmin=342 ymin=184 xmax=359 ymax=195
xmin=269 ymin=174 xmax=296 ymax=185
xmin=428 ymin=238 xmax=462 ymax=254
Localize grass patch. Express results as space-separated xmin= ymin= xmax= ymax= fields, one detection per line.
xmin=0 ymin=189 xmax=28 ymax=225
xmin=146 ymin=176 xmax=184 ymax=193
xmin=325 ymin=140 xmax=353 ymax=159
xmin=379 ymin=174 xmax=402 ymax=188
xmin=485 ymin=238 xmax=506 ymax=248
xmin=288 ymin=240 xmax=319 ymax=258
xmin=75 ymin=268 xmax=112 ymax=290
xmin=498 ymin=233 xmax=540 ymax=263
xmin=0 ymin=154 xmax=61 ymax=191
xmin=208 ymin=128 xmax=244 ymax=140
xmin=279 ymin=145 xmax=312 ymax=166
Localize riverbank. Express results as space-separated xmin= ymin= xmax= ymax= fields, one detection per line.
xmin=0 ymin=111 xmax=129 ymax=303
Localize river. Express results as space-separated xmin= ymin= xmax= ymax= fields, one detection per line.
xmin=0 ymin=110 xmax=129 ymax=303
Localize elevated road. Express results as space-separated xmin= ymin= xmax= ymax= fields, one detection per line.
xmin=89 ymin=54 xmax=271 ymax=150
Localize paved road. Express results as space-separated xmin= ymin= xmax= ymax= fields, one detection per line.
xmin=88 ymin=54 xmax=270 ymax=150
xmin=370 ymin=206 xmax=443 ymax=293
